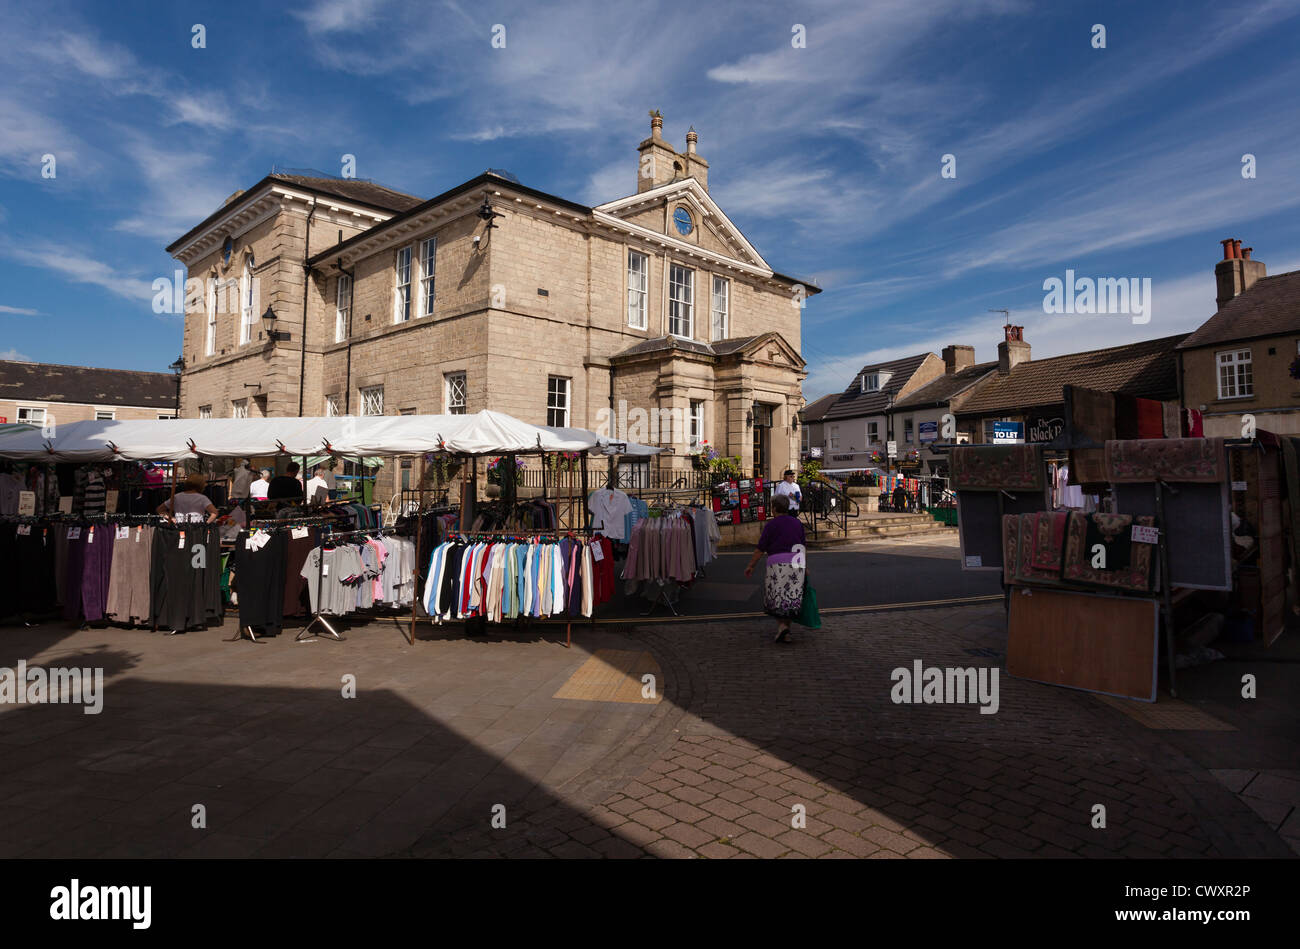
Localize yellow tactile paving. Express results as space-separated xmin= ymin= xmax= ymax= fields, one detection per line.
xmin=553 ymin=649 xmax=663 ymax=704
xmin=1095 ymin=694 xmax=1235 ymax=730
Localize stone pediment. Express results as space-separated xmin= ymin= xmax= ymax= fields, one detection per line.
xmin=594 ymin=178 xmax=770 ymax=272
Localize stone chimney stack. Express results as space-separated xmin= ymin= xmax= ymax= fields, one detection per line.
xmin=637 ymin=110 xmax=681 ymax=194
xmin=997 ymin=325 xmax=1030 ymax=375
xmin=683 ymin=126 xmax=709 ymax=192
xmin=1215 ymin=237 xmax=1266 ymax=309
xmin=942 ymin=344 xmax=975 ymax=375
xmin=635 ymin=112 xmax=708 ymax=194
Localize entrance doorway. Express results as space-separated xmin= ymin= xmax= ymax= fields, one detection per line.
xmin=751 ymin=403 xmax=774 ymax=478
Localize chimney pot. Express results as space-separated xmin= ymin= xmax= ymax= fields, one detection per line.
xmin=1242 ymin=247 xmax=1253 ymax=260
xmin=1220 ymin=238 xmax=1234 ymax=260
xmin=1233 ymin=239 xmax=1243 ymax=258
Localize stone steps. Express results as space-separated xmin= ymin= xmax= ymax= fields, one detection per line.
xmin=804 ymin=512 xmax=955 ymax=544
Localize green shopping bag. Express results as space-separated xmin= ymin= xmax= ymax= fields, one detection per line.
xmin=795 ymin=580 xmax=821 ymax=629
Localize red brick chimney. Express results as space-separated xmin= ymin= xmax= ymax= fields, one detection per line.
xmin=997 ymin=325 xmax=1030 ymax=375
xmin=1215 ymin=237 xmax=1266 ymax=308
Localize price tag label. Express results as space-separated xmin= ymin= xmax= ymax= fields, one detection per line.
xmin=322 ymin=564 xmax=330 ymax=576
xmin=178 ymin=531 xmax=186 ymax=549
xmin=964 ymin=554 xmax=982 ymax=568
xmin=116 ymin=526 xmax=129 ymax=540
xmin=16 ymin=524 xmax=30 ymax=536
xmin=1231 ymin=481 xmax=1247 ymax=492
xmin=86 ymin=527 xmax=94 ymax=544
xmin=591 ymin=543 xmax=604 ymax=562
xmin=135 ymin=526 xmax=143 ymax=543
xmin=1131 ymin=524 xmax=1160 ymax=545
xmin=291 ymin=527 xmax=309 ymax=540
xmin=67 ymin=527 xmax=81 ymax=540
xmin=17 ymin=491 xmax=35 ymax=516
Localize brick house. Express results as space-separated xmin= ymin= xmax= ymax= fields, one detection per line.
xmin=955 ymin=325 xmax=1187 ymax=444
xmin=1177 ymin=239 xmax=1300 ymax=437
xmin=168 ymin=114 xmax=817 ymax=487
xmin=814 ymin=353 xmax=945 ymax=469
xmin=0 ymin=360 xmax=177 ymax=428
xmin=887 ymin=346 xmax=996 ymax=477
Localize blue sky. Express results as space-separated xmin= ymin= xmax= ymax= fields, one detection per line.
xmin=1 ymin=0 xmax=1298 ymax=399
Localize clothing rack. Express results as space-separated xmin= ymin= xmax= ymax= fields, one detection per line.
xmin=627 ymin=505 xmax=709 ymax=616
xmin=295 ymin=523 xmax=399 ymax=645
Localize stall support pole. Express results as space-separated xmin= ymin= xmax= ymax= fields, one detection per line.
xmin=408 ymin=453 xmax=425 ymax=646
xmin=1155 ymin=479 xmax=1178 ymax=698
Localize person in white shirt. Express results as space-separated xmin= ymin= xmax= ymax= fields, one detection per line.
xmin=772 ymin=469 xmax=802 ymax=512
xmin=305 ymin=468 xmax=331 ymax=503
xmin=249 ymin=469 xmax=271 ymax=499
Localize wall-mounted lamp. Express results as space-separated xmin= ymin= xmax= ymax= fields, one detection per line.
xmin=745 ymin=409 xmax=753 ymax=428
xmin=792 ymin=414 xmax=800 ymax=432
xmin=261 ymin=306 xmax=291 ymax=342
xmin=477 ymin=197 xmax=502 ymax=231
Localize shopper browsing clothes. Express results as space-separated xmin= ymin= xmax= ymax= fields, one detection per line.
xmin=157 ymin=473 xmax=219 ymax=524
xmin=744 ymin=493 xmax=807 ymax=643
xmin=772 ymin=469 xmax=802 ymax=513
xmin=249 ymin=469 xmax=271 ymax=499
xmin=267 ymin=462 xmax=305 ymax=501
xmin=305 ymin=466 xmax=331 ymax=503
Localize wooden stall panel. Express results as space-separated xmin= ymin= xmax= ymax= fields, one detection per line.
xmin=1007 ymin=587 xmax=1159 ymax=702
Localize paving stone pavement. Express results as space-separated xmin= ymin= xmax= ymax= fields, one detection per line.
xmin=422 ymin=606 xmax=1298 ymax=859
xmin=0 ymin=600 xmax=1294 ymax=859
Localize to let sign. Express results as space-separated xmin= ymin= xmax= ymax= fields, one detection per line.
xmin=991 ymin=422 xmax=1024 ymax=444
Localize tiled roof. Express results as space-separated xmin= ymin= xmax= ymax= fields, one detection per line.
xmin=711 ymin=336 xmax=761 ymax=355
xmin=0 ymin=361 xmax=176 ymax=409
xmin=956 ymin=334 xmax=1187 ymax=415
xmin=821 ymin=353 xmax=932 ymax=421
xmin=1177 ymin=269 xmax=1300 ymax=349
xmin=613 ymin=336 xmax=716 ymax=359
xmin=892 ymin=362 xmax=998 ymax=409
xmin=799 ymin=393 xmax=840 ymax=422
xmin=266 ymin=173 xmax=424 ymax=213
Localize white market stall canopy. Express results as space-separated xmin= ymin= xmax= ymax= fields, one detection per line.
xmin=540 ymin=426 xmax=664 ymax=457
xmin=0 ymin=411 xmax=623 ymax=463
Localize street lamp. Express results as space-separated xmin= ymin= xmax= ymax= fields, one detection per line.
xmin=169 ymin=355 xmax=184 ymax=417
xmin=261 ymin=306 xmax=290 ymax=342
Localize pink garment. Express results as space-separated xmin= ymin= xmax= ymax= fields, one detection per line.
xmin=366 ymin=539 xmax=387 ymax=602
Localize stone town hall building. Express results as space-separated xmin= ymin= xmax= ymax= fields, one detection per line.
xmin=168 ymin=113 xmax=816 ymax=480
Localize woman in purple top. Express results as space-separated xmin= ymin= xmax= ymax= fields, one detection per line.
xmin=744 ymin=493 xmax=806 ymax=643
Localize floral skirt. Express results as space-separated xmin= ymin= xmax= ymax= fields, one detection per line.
xmin=764 ymin=557 xmax=805 ymax=619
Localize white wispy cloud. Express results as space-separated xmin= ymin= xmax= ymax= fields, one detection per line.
xmin=0 ymin=349 xmax=33 ymax=362
xmin=0 ymin=238 xmax=156 ymax=302
xmin=0 ymin=304 xmax=39 ymax=316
